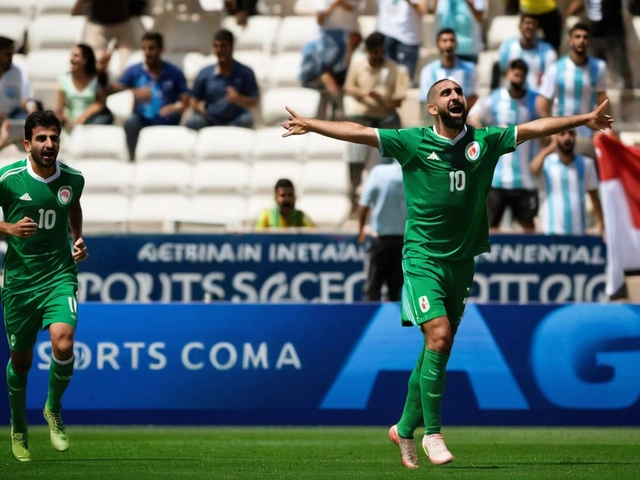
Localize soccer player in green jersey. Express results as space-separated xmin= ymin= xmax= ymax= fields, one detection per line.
xmin=281 ymin=79 xmax=612 ymax=468
xmin=0 ymin=111 xmax=87 ymax=462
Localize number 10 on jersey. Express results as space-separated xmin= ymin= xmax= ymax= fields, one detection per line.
xmin=449 ymin=170 xmax=466 ymax=192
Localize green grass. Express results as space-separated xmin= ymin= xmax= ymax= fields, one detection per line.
xmin=1 ymin=426 xmax=639 ymax=479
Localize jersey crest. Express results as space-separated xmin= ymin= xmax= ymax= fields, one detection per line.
xmin=57 ymin=186 xmax=73 ymax=206
xmin=465 ymin=141 xmax=481 ymax=162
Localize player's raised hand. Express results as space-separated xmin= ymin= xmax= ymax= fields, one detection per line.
xmin=586 ymin=99 xmax=614 ymax=131
xmin=11 ymin=216 xmax=37 ymax=239
xmin=72 ymin=237 xmax=89 ymax=263
xmin=282 ymin=107 xmax=311 ymax=137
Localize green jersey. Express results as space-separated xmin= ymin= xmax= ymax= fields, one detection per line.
xmin=378 ymin=125 xmax=517 ymax=260
xmin=0 ymin=158 xmax=85 ymax=294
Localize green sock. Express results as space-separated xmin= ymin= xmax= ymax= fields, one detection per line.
xmin=420 ymin=348 xmax=450 ymax=436
xmin=396 ymin=343 xmax=425 ymax=438
xmin=46 ymin=354 xmax=74 ymax=413
xmin=7 ymin=361 xmax=28 ymax=433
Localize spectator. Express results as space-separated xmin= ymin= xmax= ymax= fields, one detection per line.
xmin=419 ymin=29 xmax=478 ymax=114
xmin=518 ymin=0 xmax=562 ymax=53
xmin=112 ymin=32 xmax=189 ymax=160
xmin=536 ymin=23 xmax=607 ymax=150
xmin=224 ymin=0 xmax=258 ymax=28
xmin=497 ymin=14 xmax=557 ymax=90
xmin=469 ymin=59 xmax=539 ymax=232
xmin=358 ymin=158 xmax=406 ymax=301
xmin=431 ymin=0 xmax=486 ymax=64
xmin=566 ymin=0 xmax=633 ymax=91
xmin=255 ymin=179 xmax=315 ymax=228
xmin=377 ymin=0 xmax=424 ymax=83
xmin=187 ymin=29 xmax=259 ymax=131
xmin=56 ymin=44 xmax=113 ymax=130
xmin=531 ymin=129 xmax=603 ymax=235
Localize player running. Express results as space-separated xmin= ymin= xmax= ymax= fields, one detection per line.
xmin=281 ymin=79 xmax=612 ymax=468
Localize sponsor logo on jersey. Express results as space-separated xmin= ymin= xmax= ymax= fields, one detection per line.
xmin=418 ymin=295 xmax=430 ymax=313
xmin=427 ymin=152 xmax=441 ymax=161
xmin=465 ymin=141 xmax=481 ymax=162
xmin=57 ymin=186 xmax=72 ymax=205
xmin=10 ymin=334 xmax=16 ymax=347
xmin=19 ymin=193 xmax=32 ymax=201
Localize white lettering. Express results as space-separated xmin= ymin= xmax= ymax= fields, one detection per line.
xmin=124 ymin=342 xmax=145 ymax=370
xmin=243 ymin=343 xmax=268 ymax=369
xmin=210 ymin=342 xmax=237 ymax=370
xmin=276 ymin=342 xmax=301 ymax=369
xmin=148 ymin=342 xmax=167 ymax=370
xmin=182 ymin=342 xmax=205 ymax=370
xmin=97 ymin=342 xmax=120 ymax=370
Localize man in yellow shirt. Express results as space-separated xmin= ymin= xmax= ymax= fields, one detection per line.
xmin=519 ymin=0 xmax=561 ymax=53
xmin=255 ymin=179 xmax=315 ymax=228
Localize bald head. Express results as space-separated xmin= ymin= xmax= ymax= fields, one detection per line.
xmin=427 ymin=79 xmax=463 ymax=104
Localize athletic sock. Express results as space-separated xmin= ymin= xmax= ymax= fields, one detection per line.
xmin=420 ymin=348 xmax=450 ymax=436
xmin=396 ymin=344 xmax=425 ymax=438
xmin=7 ymin=361 xmax=28 ymax=433
xmin=46 ymin=354 xmax=74 ymax=413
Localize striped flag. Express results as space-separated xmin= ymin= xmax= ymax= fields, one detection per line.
xmin=594 ymin=132 xmax=640 ymax=297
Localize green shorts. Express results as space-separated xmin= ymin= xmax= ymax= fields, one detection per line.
xmin=400 ymin=257 xmax=475 ymax=327
xmin=2 ymin=283 xmax=78 ymax=353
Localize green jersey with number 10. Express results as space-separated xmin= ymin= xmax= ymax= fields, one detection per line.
xmin=377 ymin=125 xmax=517 ymax=260
xmin=0 ymin=158 xmax=85 ymax=294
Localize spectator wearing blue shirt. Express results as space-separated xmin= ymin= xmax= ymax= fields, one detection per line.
xmin=112 ymin=32 xmax=189 ymax=160
xmin=358 ymin=158 xmax=406 ymax=301
xmin=186 ymin=29 xmax=259 ymax=131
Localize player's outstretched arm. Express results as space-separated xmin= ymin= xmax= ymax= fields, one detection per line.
xmin=281 ymin=107 xmax=379 ymax=148
xmin=517 ymin=99 xmax=613 ymax=144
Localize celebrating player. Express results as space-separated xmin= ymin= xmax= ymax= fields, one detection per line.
xmin=1 ymin=110 xmax=87 ymax=462
xmin=281 ymin=79 xmax=612 ymax=468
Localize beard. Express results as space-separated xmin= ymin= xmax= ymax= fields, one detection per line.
xmin=439 ymin=106 xmax=467 ymax=129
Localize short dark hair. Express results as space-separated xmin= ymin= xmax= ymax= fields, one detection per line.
xmin=520 ymin=14 xmax=538 ymax=24
xmin=364 ymin=32 xmax=385 ymax=50
xmin=275 ymin=179 xmax=294 ymax=191
xmin=142 ymin=31 xmax=164 ymax=50
xmin=569 ymin=22 xmax=590 ymax=36
xmin=426 ymin=78 xmax=461 ymax=104
xmin=436 ymin=28 xmax=456 ymax=41
xmin=0 ymin=36 xmax=14 ymax=51
xmin=24 ymin=110 xmax=61 ymax=141
xmin=508 ymin=58 xmax=529 ymax=75
xmin=214 ymin=29 xmax=234 ymax=47
xmin=75 ymin=43 xmax=97 ymax=75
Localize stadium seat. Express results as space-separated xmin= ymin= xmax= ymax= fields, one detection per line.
xmin=68 ymin=125 xmax=129 ymax=162
xmin=27 ymin=15 xmax=85 ymax=50
xmin=234 ymin=51 xmax=271 ymax=88
xmin=152 ymin=13 xmax=220 ymax=54
xmin=36 ymin=0 xmax=77 ymax=14
xmin=251 ymin=127 xmax=306 ymax=160
xmin=250 ymin=160 xmax=304 ymax=193
xmin=358 ymin=16 xmax=378 ymax=39
xmin=0 ymin=15 xmax=29 ymax=47
xmin=193 ymin=126 xmax=255 ymax=161
xmin=619 ymin=131 xmax=640 ymax=147
xmin=25 ymin=49 xmax=71 ymax=110
xmin=221 ymin=15 xmax=281 ymax=54
xmin=81 ymin=193 xmax=130 ymax=233
xmin=129 ymin=193 xmax=191 ymax=230
xmin=267 ymin=52 xmax=303 ymax=88
xmin=183 ymin=52 xmax=217 ymax=86
xmin=134 ymin=126 xmax=197 ymax=162
xmin=105 ymin=90 xmax=134 ymax=126
xmin=0 ymin=0 xmax=35 ymax=14
xmin=303 ymin=133 xmax=348 ymax=160
xmin=248 ymin=193 xmax=276 ymax=222
xmin=477 ymin=50 xmax=499 ymax=92
xmin=261 ymin=87 xmax=321 ymax=126
xmin=486 ymin=15 xmax=520 ymax=50
xmin=132 ymin=160 xmax=193 ymax=193
xmin=190 ymin=194 xmax=249 ymax=226
xmin=274 ymin=16 xmax=319 ymax=54
xmin=293 ymin=0 xmax=316 ymax=15
xmin=72 ymin=159 xmax=133 ymax=193
xmin=296 ymin=194 xmax=351 ymax=226
xmin=421 ymin=15 xmax=437 ymax=48
xmin=190 ymin=160 xmax=251 ymax=194
xmin=301 ymin=160 xmax=349 ymax=193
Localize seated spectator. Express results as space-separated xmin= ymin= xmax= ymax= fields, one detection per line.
xmin=112 ymin=32 xmax=189 ymax=160
xmin=56 ymin=44 xmax=113 ymax=129
xmin=186 ymin=29 xmax=259 ymax=131
xmin=531 ymin=129 xmax=603 ymax=235
xmin=431 ymin=0 xmax=486 ymax=64
xmin=255 ymin=179 xmax=315 ymax=228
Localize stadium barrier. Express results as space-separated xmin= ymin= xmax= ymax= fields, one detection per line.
xmin=6 ymin=302 xmax=639 ymax=426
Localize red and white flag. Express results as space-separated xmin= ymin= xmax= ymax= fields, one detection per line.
xmin=594 ymin=133 xmax=640 ymax=297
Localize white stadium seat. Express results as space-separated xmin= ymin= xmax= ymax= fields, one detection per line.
xmin=303 ymin=133 xmax=348 ymax=160
xmin=358 ymin=16 xmax=378 ymax=40
xmin=191 ymin=161 xmax=251 ymax=194
xmin=193 ymin=126 xmax=255 ymax=161
xmin=36 ymin=0 xmax=77 ymax=14
xmin=267 ymin=52 xmax=303 ymax=89
xmin=26 ymin=49 xmax=70 ymax=109
xmin=251 ymin=127 xmax=306 ymax=160
xmin=477 ymin=50 xmax=499 ymax=92
xmin=301 ymin=160 xmax=349 ymax=194
xmin=274 ymin=16 xmax=319 ymax=54
xmin=152 ymin=13 xmax=220 ymax=54
xmin=261 ymin=87 xmax=320 ymax=126
xmin=0 ymin=15 xmax=29 ymax=46
xmin=183 ymin=52 xmax=217 ymax=85
xmin=296 ymin=194 xmax=351 ymax=226
xmin=234 ymin=51 xmax=271 ymax=88
xmin=222 ymin=15 xmax=281 ymax=54
xmin=190 ymin=194 xmax=249 ymax=225
xmin=248 ymin=194 xmax=275 ymax=222
xmin=129 ymin=193 xmax=191 ymax=225
xmin=105 ymin=90 xmax=135 ymax=126
xmin=250 ymin=161 xmax=304 ymax=194
xmin=134 ymin=126 xmax=197 ymax=162
xmin=132 ymin=160 xmax=193 ymax=193
xmin=68 ymin=125 xmax=129 ymax=162
xmin=0 ymin=0 xmax=35 ymax=14
xmin=421 ymin=15 xmax=437 ymax=48
xmin=27 ymin=15 xmax=85 ymax=50
xmin=487 ymin=15 xmax=520 ymax=51
xmin=81 ymin=193 xmax=130 ymax=232
xmin=71 ymin=159 xmax=133 ymax=193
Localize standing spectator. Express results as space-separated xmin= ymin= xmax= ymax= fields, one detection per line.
xmin=566 ymin=0 xmax=633 ymax=91
xmin=56 ymin=44 xmax=113 ymax=130
xmin=224 ymin=0 xmax=258 ymax=28
xmin=419 ymin=29 xmax=477 ymax=112
xmin=377 ymin=0 xmax=424 ymax=83
xmin=497 ymin=14 xmax=557 ymax=90
xmin=431 ymin=0 xmax=486 ymax=64
xmin=186 ymin=30 xmax=259 ymax=131
xmin=255 ymin=179 xmax=315 ymax=228
xmin=112 ymin=32 xmax=189 ymax=160
xmin=358 ymin=158 xmax=406 ymax=301
xmin=531 ymin=129 xmax=603 ymax=235
xmin=469 ymin=59 xmax=539 ymax=232
xmin=518 ymin=0 xmax=562 ymax=53
xmin=536 ymin=23 xmax=608 ymax=147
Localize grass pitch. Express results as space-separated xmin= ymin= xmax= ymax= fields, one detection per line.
xmin=1 ymin=426 xmax=639 ymax=479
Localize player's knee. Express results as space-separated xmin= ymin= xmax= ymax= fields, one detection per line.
xmin=12 ymin=360 xmax=32 ymax=375
xmin=52 ymin=338 xmax=74 ymax=360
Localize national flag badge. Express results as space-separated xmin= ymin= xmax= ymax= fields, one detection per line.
xmin=418 ymin=295 xmax=430 ymax=313
xmin=465 ymin=141 xmax=481 ymax=162
xmin=57 ymin=186 xmax=73 ymax=205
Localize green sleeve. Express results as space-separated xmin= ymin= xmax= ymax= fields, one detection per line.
xmin=377 ymin=128 xmax=421 ymax=167
xmin=485 ymin=125 xmax=517 ymax=157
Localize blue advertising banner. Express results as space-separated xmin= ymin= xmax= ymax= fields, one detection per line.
xmin=19 ymin=303 xmax=640 ymax=426
xmin=74 ymin=234 xmax=606 ymax=303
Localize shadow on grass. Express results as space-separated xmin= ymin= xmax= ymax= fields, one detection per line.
xmin=24 ymin=458 xmax=202 ymax=463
